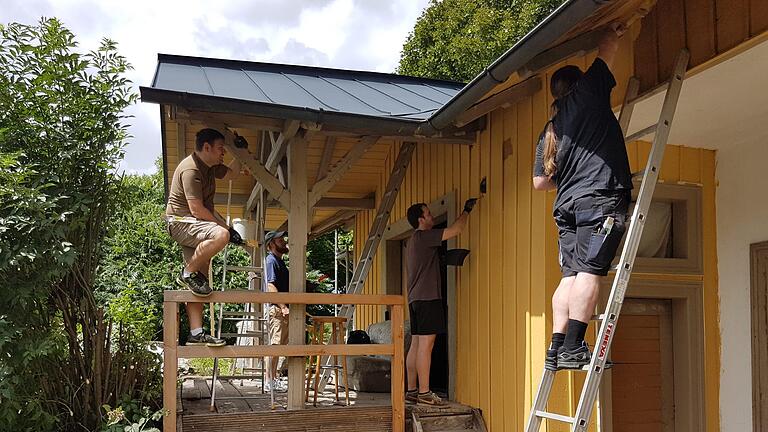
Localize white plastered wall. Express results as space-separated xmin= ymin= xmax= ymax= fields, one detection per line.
xmin=715 ymin=134 xmax=768 ymax=431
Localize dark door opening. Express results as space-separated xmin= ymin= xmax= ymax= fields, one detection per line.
xmin=431 ymin=222 xmax=449 ymax=394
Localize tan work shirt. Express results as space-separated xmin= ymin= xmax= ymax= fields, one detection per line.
xmin=166 ymin=152 xmax=228 ymax=217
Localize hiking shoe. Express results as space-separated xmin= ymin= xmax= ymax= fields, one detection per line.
xmin=417 ymin=391 xmax=445 ymax=406
xmin=557 ymin=342 xmax=591 ymax=370
xmin=186 ymin=333 xmax=226 ymax=347
xmin=176 ymin=270 xmax=212 ymax=297
xmin=406 ymin=390 xmax=419 ymax=404
xmin=545 ymin=348 xmax=559 ymax=371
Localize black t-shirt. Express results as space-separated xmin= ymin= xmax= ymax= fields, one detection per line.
xmin=534 ymin=58 xmax=633 ymax=210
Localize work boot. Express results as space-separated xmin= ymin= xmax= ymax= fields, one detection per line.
xmin=176 ymin=269 xmax=212 ymax=297
xmin=417 ymin=391 xmax=445 ymax=406
xmin=545 ymin=348 xmax=559 ymax=371
xmin=186 ymin=333 xmax=226 ymax=347
xmin=557 ymin=342 xmax=591 ymax=370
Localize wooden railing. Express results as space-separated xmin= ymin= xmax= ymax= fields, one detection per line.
xmin=163 ymin=291 xmax=406 ymax=432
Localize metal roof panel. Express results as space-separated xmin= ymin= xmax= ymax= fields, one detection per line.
xmin=146 ymin=54 xmax=465 ymax=122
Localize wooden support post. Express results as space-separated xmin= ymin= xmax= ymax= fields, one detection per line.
xmin=163 ymin=301 xmax=178 ymax=432
xmin=391 ymin=303 xmax=405 ymax=432
xmin=287 ymin=136 xmax=309 ymax=410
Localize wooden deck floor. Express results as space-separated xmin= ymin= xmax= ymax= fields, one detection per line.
xmin=179 ymin=377 xmax=476 ymax=431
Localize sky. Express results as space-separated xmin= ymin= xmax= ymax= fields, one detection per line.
xmin=1 ymin=0 xmax=431 ymax=174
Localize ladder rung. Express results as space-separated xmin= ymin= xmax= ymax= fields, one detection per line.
xmin=591 ymin=314 xmax=606 ymax=321
xmin=225 ymin=265 xmax=263 ymax=272
xmin=625 ymin=124 xmax=657 ymax=142
xmin=631 ymin=170 xmax=644 ymax=179
xmin=535 ymin=410 xmax=574 ymax=424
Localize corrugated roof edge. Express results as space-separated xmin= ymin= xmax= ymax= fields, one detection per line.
xmin=156 ymin=53 xmax=466 ymax=89
xmin=420 ymin=0 xmax=611 ymax=134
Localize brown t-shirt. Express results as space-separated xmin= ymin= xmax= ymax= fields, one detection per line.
xmin=166 ymin=153 xmax=228 ymax=217
xmin=406 ymin=228 xmax=444 ymax=303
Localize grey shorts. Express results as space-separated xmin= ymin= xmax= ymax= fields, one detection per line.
xmin=167 ymin=220 xmax=223 ymax=268
xmin=554 ymin=190 xmax=630 ymax=277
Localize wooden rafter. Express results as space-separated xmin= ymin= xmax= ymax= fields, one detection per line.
xmin=315 ymin=136 xmax=337 ymax=183
xmin=225 ymin=143 xmax=290 ymax=209
xmin=309 ymin=210 xmax=356 ymax=239
xmin=244 ymin=121 xmax=302 ymax=214
xmin=308 ymin=135 xmax=380 ymax=208
xmin=454 ymin=77 xmax=542 ymax=127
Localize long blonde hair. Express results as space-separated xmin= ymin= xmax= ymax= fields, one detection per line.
xmin=543 ymin=65 xmax=582 ymax=176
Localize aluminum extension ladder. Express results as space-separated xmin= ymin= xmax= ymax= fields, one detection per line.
xmin=316 ymin=141 xmax=416 ymax=390
xmin=525 ymin=49 xmax=690 ymax=432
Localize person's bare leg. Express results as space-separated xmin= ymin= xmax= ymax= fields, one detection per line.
xmin=266 ymin=356 xmax=278 ymax=382
xmin=568 ymin=272 xmax=601 ymax=322
xmin=186 ymin=302 xmax=204 ymax=330
xmin=417 ymin=334 xmax=436 ymax=393
xmin=406 ymin=336 xmax=420 ymax=391
xmin=552 ymin=276 xmax=576 ymax=333
xmin=186 ymin=228 xmax=229 ymax=274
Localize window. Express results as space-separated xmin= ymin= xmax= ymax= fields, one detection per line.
xmin=615 ymin=183 xmax=702 ymax=274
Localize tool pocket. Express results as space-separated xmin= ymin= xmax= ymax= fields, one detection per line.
xmin=587 ymin=231 xmax=608 ymax=262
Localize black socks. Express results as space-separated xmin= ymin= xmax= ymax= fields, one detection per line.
xmin=564 ymin=319 xmax=588 ymax=350
xmin=549 ymin=332 xmax=565 ymax=351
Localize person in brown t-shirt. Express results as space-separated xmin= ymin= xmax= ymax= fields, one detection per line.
xmin=166 ymin=128 xmax=242 ymax=346
xmin=404 ymin=198 xmax=476 ymax=405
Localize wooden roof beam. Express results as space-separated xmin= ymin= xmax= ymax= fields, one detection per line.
xmin=225 ymin=143 xmax=290 ymax=209
xmin=308 ymin=135 xmax=380 ymax=208
xmin=453 ymin=76 xmax=542 ymax=127
xmin=517 ymin=28 xmax=605 ymax=79
xmin=309 ymin=210 xmax=357 ymax=239
xmin=315 ymin=136 xmax=337 ymax=183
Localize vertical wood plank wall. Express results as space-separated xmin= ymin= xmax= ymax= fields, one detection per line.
xmin=353 ymin=33 xmax=720 ymax=432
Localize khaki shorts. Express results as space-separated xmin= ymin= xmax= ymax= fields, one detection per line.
xmin=268 ymin=305 xmax=289 ymax=345
xmin=167 ymin=220 xmax=223 ymax=268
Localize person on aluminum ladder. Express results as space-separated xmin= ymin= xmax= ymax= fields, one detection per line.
xmin=166 ymin=128 xmax=244 ymax=347
xmin=532 ymin=25 xmax=632 ymax=370
xmin=404 ymin=198 xmax=477 ymax=405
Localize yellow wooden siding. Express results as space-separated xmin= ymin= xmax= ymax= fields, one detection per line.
xmin=354 ymin=107 xmax=719 ymax=432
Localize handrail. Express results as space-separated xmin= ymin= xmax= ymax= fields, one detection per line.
xmin=162 ymin=290 xmax=405 ymax=432
xmin=164 ymin=290 xmax=404 ymax=305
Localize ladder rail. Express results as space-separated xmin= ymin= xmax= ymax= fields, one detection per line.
xmin=570 ymin=49 xmax=689 ymax=432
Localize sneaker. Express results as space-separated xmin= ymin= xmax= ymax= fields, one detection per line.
xmin=176 ymin=270 xmax=212 ymax=297
xmin=417 ymin=391 xmax=445 ymax=406
xmin=406 ymin=390 xmax=419 ymax=404
xmin=545 ymin=348 xmax=559 ymax=371
xmin=186 ymin=333 xmax=226 ymax=347
xmin=557 ymin=342 xmax=591 ymax=370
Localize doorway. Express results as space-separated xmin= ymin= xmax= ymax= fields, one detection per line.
xmin=381 ymin=193 xmax=458 ymax=398
xmin=610 ymin=298 xmax=675 ymax=432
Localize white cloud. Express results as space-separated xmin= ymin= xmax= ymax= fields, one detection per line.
xmin=0 ymin=0 xmax=430 ymax=174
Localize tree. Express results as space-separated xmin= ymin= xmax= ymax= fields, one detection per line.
xmin=0 ymin=18 xmax=138 ymax=430
xmin=398 ymin=0 xmax=564 ymax=82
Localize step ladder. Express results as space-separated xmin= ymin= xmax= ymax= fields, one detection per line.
xmin=209 ymin=181 xmax=270 ymax=410
xmin=316 ymin=141 xmax=416 ymax=390
xmin=525 ymin=49 xmax=690 ymax=432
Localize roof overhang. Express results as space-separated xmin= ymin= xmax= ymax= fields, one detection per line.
xmin=419 ymin=0 xmax=619 ymax=134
